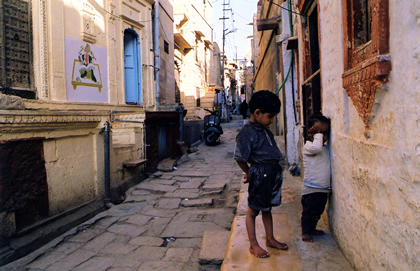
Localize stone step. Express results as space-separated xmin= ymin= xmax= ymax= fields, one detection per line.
xmin=202 ymin=183 xmax=226 ymax=192
xmin=199 ymin=230 xmax=231 ymax=266
xmin=180 ymin=198 xmax=213 ymax=207
xmin=123 ymin=159 xmax=147 ymax=169
xmin=157 ymin=158 xmax=177 ymax=172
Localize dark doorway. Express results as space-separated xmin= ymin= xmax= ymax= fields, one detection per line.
xmin=0 ymin=139 xmax=49 ymax=230
xmin=145 ymin=112 xmax=180 ymax=173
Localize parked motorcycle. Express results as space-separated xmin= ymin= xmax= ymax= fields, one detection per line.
xmin=203 ymin=108 xmax=223 ymax=146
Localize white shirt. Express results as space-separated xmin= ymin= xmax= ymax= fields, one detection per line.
xmin=302 ymin=133 xmax=331 ymax=195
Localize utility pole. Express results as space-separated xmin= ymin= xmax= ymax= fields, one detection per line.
xmin=219 ymin=0 xmax=229 ymax=122
xmin=220 ymin=0 xmax=230 ymax=89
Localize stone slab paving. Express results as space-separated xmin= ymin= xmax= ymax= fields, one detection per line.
xmin=160 ymin=209 xmax=234 ymax=238
xmin=221 ymin=157 xmax=354 ymax=271
xmin=180 ymin=198 xmax=213 ymax=207
xmin=163 ymin=189 xmax=200 ymax=199
xmin=202 ymin=182 xmax=226 ymax=192
xmin=1 ymin=116 xmax=353 ymax=271
xmin=222 ymin=214 xmax=301 ymax=271
xmin=199 ymin=230 xmax=231 ymax=265
xmin=134 ymin=182 xmax=179 ymax=193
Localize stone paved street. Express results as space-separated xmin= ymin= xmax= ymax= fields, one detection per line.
xmin=2 ymin=116 xmax=243 ymax=271
xmin=1 ymin=115 xmax=353 ymax=271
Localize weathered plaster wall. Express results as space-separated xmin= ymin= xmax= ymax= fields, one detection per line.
xmin=254 ymin=1 xmax=286 ymax=136
xmin=316 ymin=0 xmax=420 ymax=269
xmin=280 ymin=3 xmax=299 ymax=165
xmin=44 ymin=135 xmax=96 ymax=215
xmin=159 ymin=0 xmax=175 ymax=105
xmin=175 ymin=0 xmax=214 ymax=117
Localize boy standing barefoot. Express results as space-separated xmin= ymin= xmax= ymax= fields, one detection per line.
xmin=234 ymin=90 xmax=288 ymax=258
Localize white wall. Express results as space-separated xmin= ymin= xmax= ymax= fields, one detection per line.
xmin=317 ymin=0 xmax=420 ymax=269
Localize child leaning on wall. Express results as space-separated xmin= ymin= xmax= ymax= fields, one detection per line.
xmin=234 ymin=90 xmax=288 ymax=258
xmin=301 ymin=114 xmax=331 ymax=242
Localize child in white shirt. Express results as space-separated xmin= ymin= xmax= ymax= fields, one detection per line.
xmin=301 ymin=114 xmax=331 ymax=242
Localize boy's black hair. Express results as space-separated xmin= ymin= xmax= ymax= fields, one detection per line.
xmin=307 ymin=114 xmax=330 ymax=128
xmin=248 ymin=90 xmax=281 ymax=114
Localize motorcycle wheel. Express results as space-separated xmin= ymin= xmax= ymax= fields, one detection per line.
xmin=205 ymin=132 xmax=218 ymax=146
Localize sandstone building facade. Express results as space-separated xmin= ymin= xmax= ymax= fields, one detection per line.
xmin=0 ymin=0 xmax=178 ymax=262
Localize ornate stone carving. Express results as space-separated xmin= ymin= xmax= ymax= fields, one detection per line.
xmin=81 ymin=1 xmax=96 ymax=43
xmin=0 ymin=93 xmax=25 ymax=110
xmin=0 ymin=111 xmax=103 ymax=132
xmin=342 ymin=0 xmax=391 ymax=128
xmin=111 ymin=112 xmax=145 ymax=123
xmin=342 ymin=55 xmax=391 ymax=125
xmin=109 ymin=3 xmax=116 ymax=21
xmin=39 ymin=0 xmax=49 ymax=99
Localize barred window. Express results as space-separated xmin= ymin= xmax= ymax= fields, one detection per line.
xmin=0 ymin=0 xmax=35 ymax=99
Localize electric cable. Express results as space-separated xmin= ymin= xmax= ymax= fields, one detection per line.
xmin=267 ymin=0 xmax=308 ymax=17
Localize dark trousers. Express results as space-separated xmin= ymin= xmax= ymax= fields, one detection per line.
xmin=301 ymin=192 xmax=328 ymax=234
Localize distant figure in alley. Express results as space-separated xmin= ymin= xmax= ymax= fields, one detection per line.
xmin=234 ymin=90 xmax=288 ymax=258
xmin=240 ymin=100 xmax=248 ymax=119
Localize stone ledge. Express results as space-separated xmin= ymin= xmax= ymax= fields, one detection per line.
xmin=199 ymin=230 xmax=231 ymax=265
xmin=123 ymin=159 xmax=147 ymax=168
xmin=0 ymin=110 xmax=105 ymax=133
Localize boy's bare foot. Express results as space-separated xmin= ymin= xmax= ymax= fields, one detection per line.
xmin=309 ymin=229 xmax=325 ymax=235
xmin=266 ymin=239 xmax=288 ymax=250
xmin=250 ymin=245 xmax=270 ymax=258
xmin=302 ymin=234 xmax=313 ymax=242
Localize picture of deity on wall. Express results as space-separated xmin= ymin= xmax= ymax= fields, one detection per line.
xmin=65 ymin=36 xmax=108 ymax=103
xmin=72 ymin=43 xmax=102 ymax=91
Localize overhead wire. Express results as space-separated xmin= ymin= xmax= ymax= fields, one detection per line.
xmin=267 ymin=0 xmax=308 ymax=17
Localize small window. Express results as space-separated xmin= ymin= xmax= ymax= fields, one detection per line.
xmin=164 ymin=40 xmax=169 ymax=54
xmin=353 ymin=0 xmax=372 ymax=48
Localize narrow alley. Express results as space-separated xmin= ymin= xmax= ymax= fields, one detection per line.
xmin=1 ymin=116 xmax=352 ymax=271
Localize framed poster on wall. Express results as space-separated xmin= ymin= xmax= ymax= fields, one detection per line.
xmin=65 ymin=36 xmax=108 ymax=103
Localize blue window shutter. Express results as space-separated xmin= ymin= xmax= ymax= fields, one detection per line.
xmin=124 ymin=31 xmax=139 ymax=104
xmin=137 ymin=40 xmax=142 ymax=105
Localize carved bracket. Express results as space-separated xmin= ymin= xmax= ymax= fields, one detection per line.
xmin=342 ymin=55 xmax=391 ymax=126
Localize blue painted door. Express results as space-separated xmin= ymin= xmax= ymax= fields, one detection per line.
xmin=124 ymin=31 xmax=142 ymax=104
